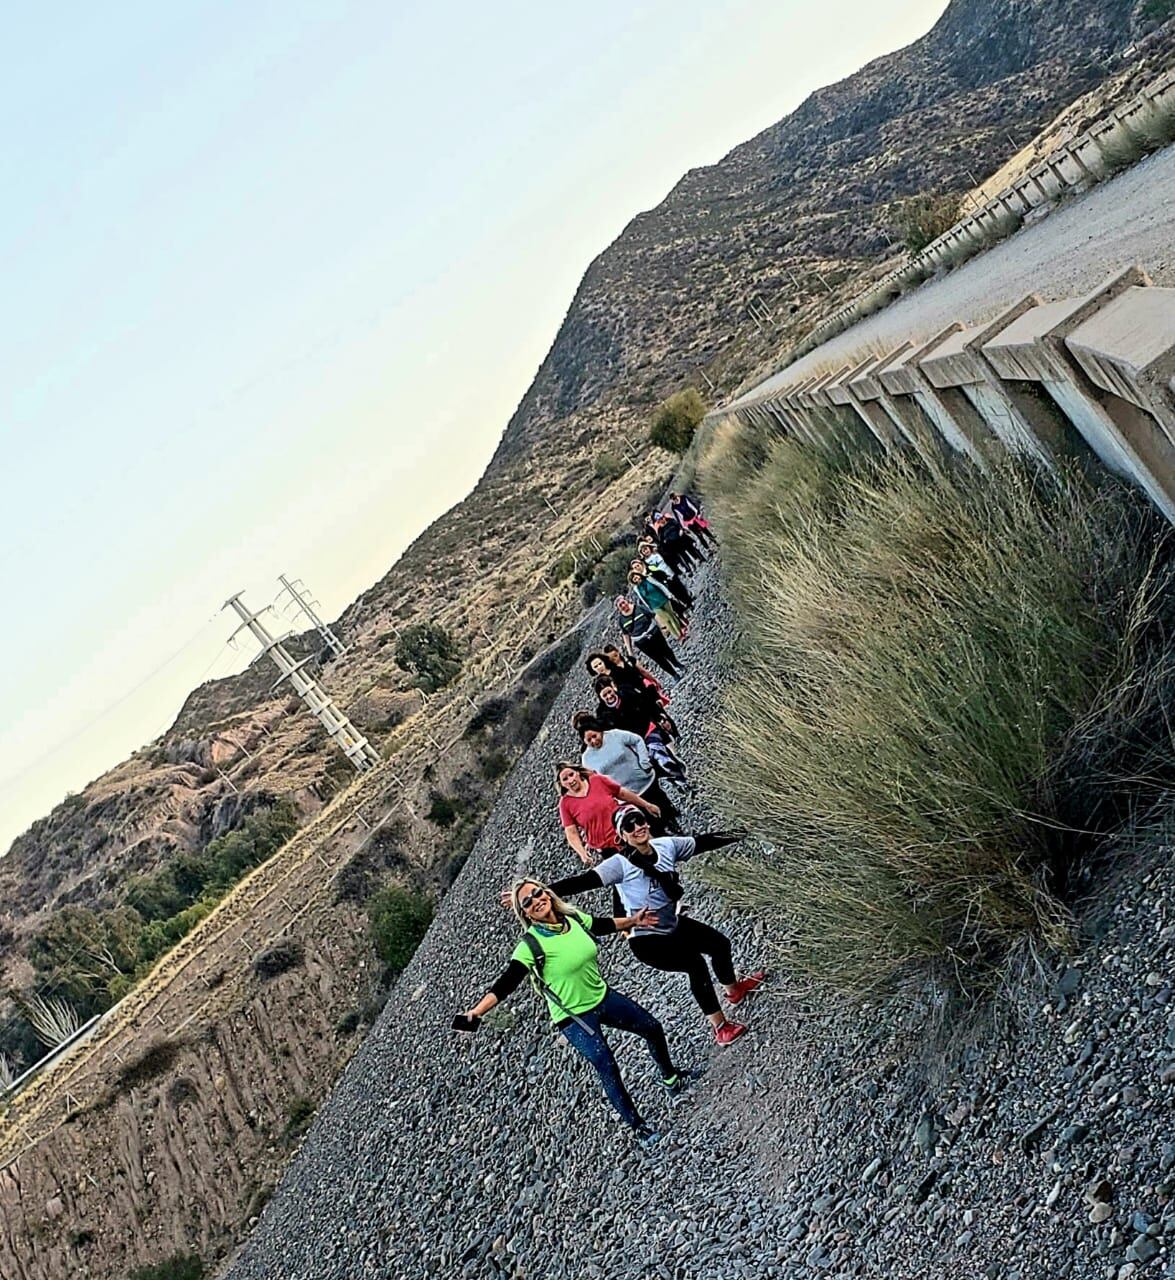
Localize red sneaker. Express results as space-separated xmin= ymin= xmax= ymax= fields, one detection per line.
xmin=726 ymin=971 xmax=766 ymax=1006
xmin=714 ymin=1019 xmax=747 ymax=1047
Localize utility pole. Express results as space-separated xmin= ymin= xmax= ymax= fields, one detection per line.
xmin=277 ymin=574 xmax=347 ymax=659
xmin=748 ymin=294 xmax=775 ymax=328
xmin=223 ymin=592 xmax=379 ymax=772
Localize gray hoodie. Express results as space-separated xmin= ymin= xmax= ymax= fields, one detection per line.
xmin=581 ymin=729 xmax=654 ymax=795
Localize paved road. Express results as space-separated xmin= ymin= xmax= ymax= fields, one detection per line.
xmin=738 ymin=144 xmax=1175 ymax=400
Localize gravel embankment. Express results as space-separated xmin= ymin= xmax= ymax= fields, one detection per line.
xmin=226 ymin=562 xmax=1175 ymax=1280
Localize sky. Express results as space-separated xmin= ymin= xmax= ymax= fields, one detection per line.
xmin=0 ymin=0 xmax=948 ymax=856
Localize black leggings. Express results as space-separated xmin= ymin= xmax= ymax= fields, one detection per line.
xmin=629 ymin=918 xmax=735 ymax=1018
xmin=639 ymin=778 xmax=681 ymax=833
xmin=634 ymin=630 xmax=683 ymax=679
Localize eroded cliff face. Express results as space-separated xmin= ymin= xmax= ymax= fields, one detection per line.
xmin=0 ymin=917 xmax=372 ymax=1280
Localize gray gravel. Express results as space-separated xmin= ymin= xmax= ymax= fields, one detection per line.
xmin=226 ymin=561 xmax=1175 ymax=1280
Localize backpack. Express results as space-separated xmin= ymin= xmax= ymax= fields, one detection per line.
xmin=520 ymin=919 xmax=597 ymax=1036
xmin=621 ymin=849 xmax=684 ymax=904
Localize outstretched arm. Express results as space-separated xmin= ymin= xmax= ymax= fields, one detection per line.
xmin=588 ymin=908 xmax=658 ymax=936
xmin=461 ymin=959 xmax=528 ymax=1022
xmin=549 ymin=869 xmax=605 ymax=898
xmin=692 ymin=831 xmax=747 ymax=854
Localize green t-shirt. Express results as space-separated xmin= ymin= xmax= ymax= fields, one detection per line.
xmin=511 ymin=910 xmax=606 ymax=1023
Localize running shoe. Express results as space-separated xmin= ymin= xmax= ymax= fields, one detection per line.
xmin=633 ymin=1125 xmax=661 ymax=1148
xmin=726 ymin=971 xmax=767 ymax=1006
xmin=661 ymin=1066 xmax=701 ymax=1098
xmin=714 ymin=1019 xmax=748 ymax=1047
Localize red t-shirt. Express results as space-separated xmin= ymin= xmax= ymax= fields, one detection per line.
xmin=558 ymin=773 xmax=623 ymax=852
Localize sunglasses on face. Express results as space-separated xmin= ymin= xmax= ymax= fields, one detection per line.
xmin=620 ymin=815 xmax=649 ymax=833
xmin=520 ymin=889 xmax=547 ymax=910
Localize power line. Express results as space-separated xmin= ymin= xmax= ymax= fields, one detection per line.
xmin=0 ymin=618 xmax=234 ymax=794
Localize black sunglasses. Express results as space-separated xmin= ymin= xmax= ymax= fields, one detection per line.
xmin=620 ymin=814 xmax=649 ymax=833
xmin=520 ymin=889 xmax=547 ymax=909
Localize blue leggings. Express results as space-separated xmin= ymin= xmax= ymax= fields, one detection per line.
xmin=559 ymin=988 xmax=674 ymax=1129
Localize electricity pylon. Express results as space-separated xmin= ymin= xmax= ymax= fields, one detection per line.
xmin=277 ymin=574 xmax=347 ymax=659
xmin=223 ymin=592 xmax=379 ymax=772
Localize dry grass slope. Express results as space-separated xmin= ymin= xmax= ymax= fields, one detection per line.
xmin=697 ymin=424 xmax=1175 ymax=994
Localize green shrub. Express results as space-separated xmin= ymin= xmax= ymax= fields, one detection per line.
xmin=252 ymin=939 xmax=304 ymax=979
xmin=335 ymin=1009 xmax=361 ymax=1037
xmin=593 ymin=451 xmax=627 ymax=482
xmin=551 ymin=538 xmax=602 ymax=584
xmin=893 ymin=192 xmax=961 ymax=254
xmin=366 ymin=885 xmax=434 ymax=978
xmin=129 ymin=1254 xmax=204 ymax=1280
xmin=591 ymin=545 xmax=639 ymax=598
xmin=702 ymin=438 xmax=1175 ymax=994
xmin=394 ymin=623 xmax=462 ymax=692
xmin=115 ymin=1038 xmax=189 ymax=1093
xmin=1142 ymin=0 xmax=1175 ymax=20
xmin=284 ymin=1094 xmax=316 ymax=1138
xmin=650 ymin=388 xmax=708 ymax=454
xmin=425 ymin=791 xmax=460 ymax=827
xmin=479 ymin=748 xmax=512 ymax=780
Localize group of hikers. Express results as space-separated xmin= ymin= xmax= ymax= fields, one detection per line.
xmin=454 ymin=493 xmax=764 ymax=1147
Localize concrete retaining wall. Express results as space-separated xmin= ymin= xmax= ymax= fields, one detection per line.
xmin=781 ymin=67 xmax=1175 ymax=364
xmin=724 ymin=266 xmax=1175 ymax=524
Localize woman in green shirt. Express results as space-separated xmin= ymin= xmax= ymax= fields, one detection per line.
xmin=457 ymin=878 xmax=686 ymax=1144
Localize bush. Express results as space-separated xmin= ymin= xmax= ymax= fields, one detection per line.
xmin=479 ymin=748 xmax=512 ymax=781
xmin=702 ymin=438 xmax=1175 ymax=994
xmin=252 ymin=939 xmax=304 ymax=979
xmin=650 ymin=388 xmax=707 ymax=454
xmin=366 ymin=885 xmax=434 ymax=978
xmin=129 ymin=1256 xmax=204 ymax=1280
xmin=593 ymin=451 xmax=627 ymax=482
xmin=893 ymin=193 xmax=961 ymax=255
xmin=394 ymin=623 xmax=462 ymax=692
xmin=591 ymin=546 xmax=640 ymax=599
xmin=335 ymin=1009 xmax=361 ymax=1037
xmin=425 ymin=792 xmax=460 ymax=827
xmin=115 ymin=1038 xmax=189 ymax=1092
xmin=283 ymin=1094 xmax=316 ymax=1139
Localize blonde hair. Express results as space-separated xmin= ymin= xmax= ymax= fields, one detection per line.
xmin=554 ymin=760 xmax=592 ymax=797
xmin=510 ymin=877 xmax=577 ymax=928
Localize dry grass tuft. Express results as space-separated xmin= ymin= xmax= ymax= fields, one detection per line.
xmin=699 ymin=436 xmax=1175 ymax=995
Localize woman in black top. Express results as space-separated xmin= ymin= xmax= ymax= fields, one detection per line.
xmin=613 ymin=595 xmax=685 ymax=681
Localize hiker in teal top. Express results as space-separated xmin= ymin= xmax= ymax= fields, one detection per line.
xmin=456 ymin=877 xmax=689 ymax=1145
xmin=628 ymin=568 xmax=684 ymax=640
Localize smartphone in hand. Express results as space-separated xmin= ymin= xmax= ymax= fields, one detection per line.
xmin=451 ymin=1014 xmax=480 ymax=1034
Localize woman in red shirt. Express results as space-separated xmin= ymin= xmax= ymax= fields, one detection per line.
xmin=555 ymin=763 xmax=661 ymax=867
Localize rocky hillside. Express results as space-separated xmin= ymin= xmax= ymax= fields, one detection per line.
xmin=2 ymin=0 xmax=1169 ymax=1075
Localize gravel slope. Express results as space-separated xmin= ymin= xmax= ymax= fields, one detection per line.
xmin=225 ymin=562 xmax=1175 ymax=1280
